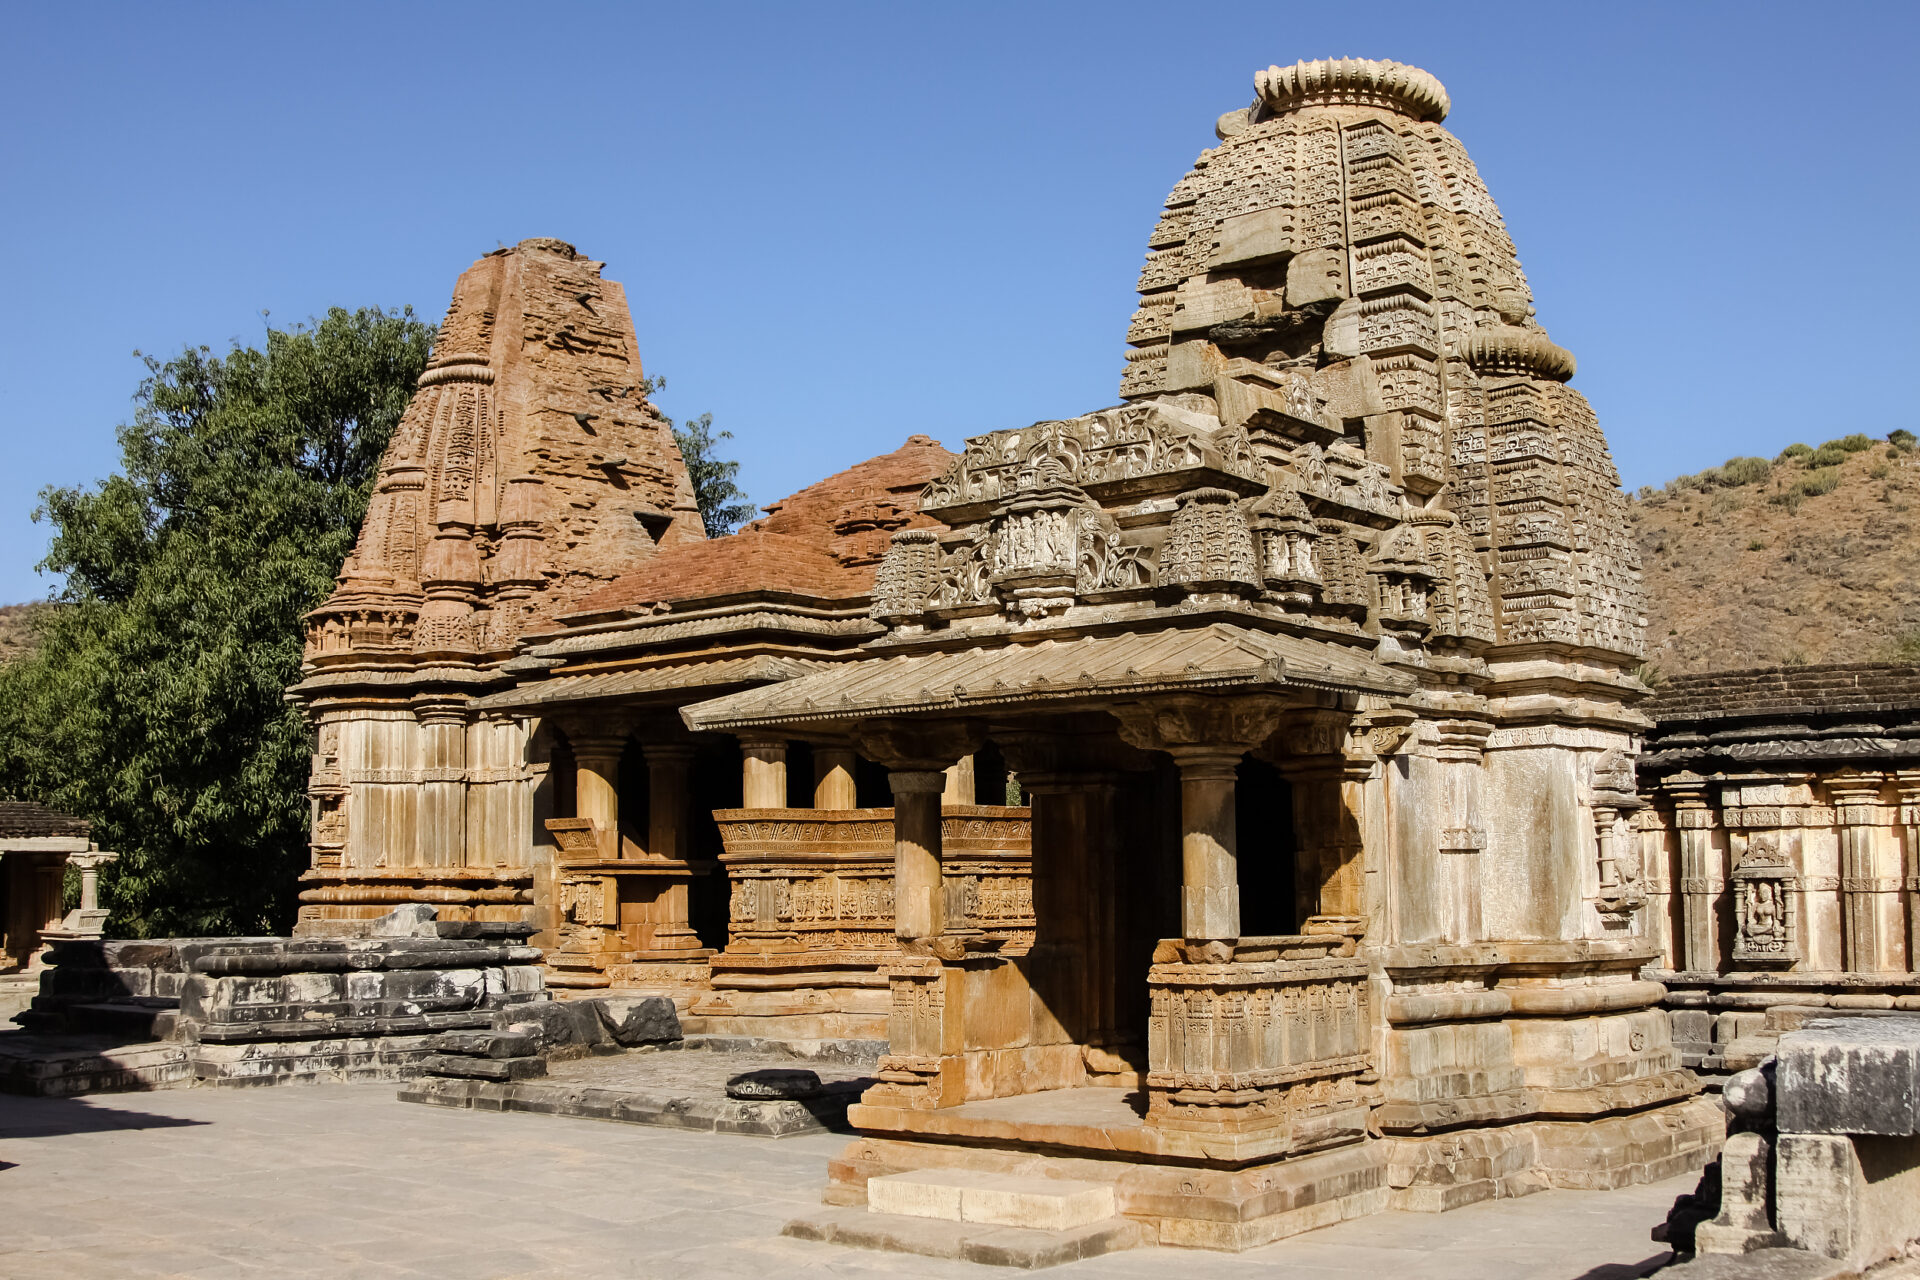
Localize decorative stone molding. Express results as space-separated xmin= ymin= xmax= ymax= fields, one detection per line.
xmin=713 ymin=807 xmax=1034 ymax=960
xmin=1110 ymin=695 xmax=1285 ymax=756
xmin=1145 ymin=934 xmax=1372 ymax=1147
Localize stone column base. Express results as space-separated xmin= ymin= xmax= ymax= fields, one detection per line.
xmin=1381 ymin=1093 xmax=1723 ymax=1212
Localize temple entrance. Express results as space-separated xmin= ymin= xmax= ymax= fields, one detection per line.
xmin=1236 ymin=756 xmax=1297 ymax=937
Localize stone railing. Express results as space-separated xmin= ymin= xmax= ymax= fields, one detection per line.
xmin=711 ymin=806 xmax=1033 ymax=963
xmin=1145 ymin=933 xmax=1372 ymax=1158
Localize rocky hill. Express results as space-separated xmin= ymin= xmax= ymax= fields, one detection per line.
xmin=0 ymin=602 xmax=52 ymax=665
xmin=1631 ymin=432 xmax=1920 ymax=677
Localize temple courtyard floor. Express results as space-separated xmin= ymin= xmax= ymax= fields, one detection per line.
xmin=1 ymin=1082 xmax=1691 ymax=1280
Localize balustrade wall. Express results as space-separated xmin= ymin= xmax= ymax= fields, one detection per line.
xmin=688 ymin=806 xmax=1032 ymax=1039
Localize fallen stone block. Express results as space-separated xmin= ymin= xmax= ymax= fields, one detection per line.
xmin=417 ymin=1053 xmax=548 ymax=1082
xmin=589 ymin=996 xmax=681 ymax=1047
xmin=494 ymin=998 xmax=604 ymax=1050
xmin=1777 ymin=1018 xmax=1920 ymax=1137
xmin=426 ymin=1029 xmax=539 ymax=1059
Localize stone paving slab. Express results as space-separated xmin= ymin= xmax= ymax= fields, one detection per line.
xmin=400 ymin=1043 xmax=879 ymax=1137
xmin=0 ymin=1082 xmax=1693 ymax=1279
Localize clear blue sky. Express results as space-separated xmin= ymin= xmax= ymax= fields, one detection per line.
xmin=3 ymin=2 xmax=1916 ymax=603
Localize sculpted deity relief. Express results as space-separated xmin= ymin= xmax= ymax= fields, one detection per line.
xmin=1730 ymin=836 xmax=1800 ymax=966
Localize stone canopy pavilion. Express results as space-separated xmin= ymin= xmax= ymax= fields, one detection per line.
xmin=292 ymin=57 xmax=1718 ymax=1247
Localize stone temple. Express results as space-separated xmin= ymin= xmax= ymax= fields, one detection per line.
xmin=280 ymin=57 xmax=1728 ymax=1246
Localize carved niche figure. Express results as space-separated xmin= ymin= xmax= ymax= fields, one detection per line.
xmin=1730 ymin=835 xmax=1799 ymax=967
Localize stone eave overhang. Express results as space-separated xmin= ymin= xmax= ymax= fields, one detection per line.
xmin=519 ymin=606 xmax=880 ymax=664
xmin=286 ymin=663 xmax=512 ymax=705
xmin=1638 ymin=733 xmax=1920 ymax=773
xmin=680 ymin=621 xmax=1411 ymax=735
xmin=864 ymin=596 xmax=1371 ymax=658
xmin=468 ymin=653 xmax=829 ymax=714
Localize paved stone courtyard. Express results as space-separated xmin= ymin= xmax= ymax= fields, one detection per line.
xmin=0 ymin=1082 xmax=1691 ymax=1279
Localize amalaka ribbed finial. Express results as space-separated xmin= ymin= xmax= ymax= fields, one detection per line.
xmin=1254 ymin=58 xmax=1450 ymax=123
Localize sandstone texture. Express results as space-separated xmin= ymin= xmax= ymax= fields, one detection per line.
xmin=272 ymin=53 xmax=1723 ymax=1257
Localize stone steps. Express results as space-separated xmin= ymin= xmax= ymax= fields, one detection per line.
xmin=397 ymin=1072 xmax=860 ymax=1137
xmin=0 ymin=1034 xmax=191 ymax=1096
xmin=64 ymin=998 xmax=179 ymax=1041
xmin=782 ymin=1169 xmax=1148 ymax=1268
xmin=868 ymin=1169 xmax=1118 ymax=1230
xmin=783 ymin=1206 xmax=1148 ymax=1269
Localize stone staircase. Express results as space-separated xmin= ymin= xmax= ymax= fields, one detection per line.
xmin=785 ymin=1169 xmax=1148 ymax=1269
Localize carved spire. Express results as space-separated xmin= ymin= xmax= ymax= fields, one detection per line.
xmin=303 ymin=239 xmax=705 ymax=670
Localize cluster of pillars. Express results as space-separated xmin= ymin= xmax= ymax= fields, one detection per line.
xmin=561 ymin=725 xmax=977 ymax=859
xmin=565 ymin=729 xmax=695 ymax=860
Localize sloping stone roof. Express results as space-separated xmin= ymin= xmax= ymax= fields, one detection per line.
xmin=682 ymin=622 xmax=1409 ymax=732
xmin=1644 ymin=663 xmax=1920 ymax=724
xmin=470 ymin=655 xmax=824 ymax=712
xmin=0 ymin=801 xmax=90 ymax=839
xmin=572 ymin=435 xmax=954 ymax=614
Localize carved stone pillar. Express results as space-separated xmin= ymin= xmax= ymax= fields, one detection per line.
xmin=1667 ymin=773 xmax=1721 ymax=974
xmin=1591 ymin=749 xmax=1647 ymax=929
xmin=1898 ymin=771 xmax=1920 ymax=966
xmin=1636 ymin=805 xmax=1676 ymax=968
xmin=1173 ymin=749 xmax=1243 ymax=941
xmin=39 ymin=847 xmax=119 ymax=944
xmin=942 ymin=755 xmax=975 ymax=807
xmin=890 ymin=771 xmax=948 ymax=941
xmin=849 ymin=720 xmax=985 ymax=943
xmin=415 ymin=699 xmax=469 ymax=868
xmin=1829 ymin=772 xmax=1899 ymax=973
xmin=813 ymin=746 xmax=859 ymax=810
xmin=1113 ymin=696 xmax=1284 ymax=943
xmin=741 ymin=738 xmax=788 ymax=809
xmin=643 ymin=743 xmax=694 ymax=862
xmin=568 ymin=727 xmax=626 ymax=859
xmin=1271 ymin=708 xmax=1368 ymax=932
xmin=1434 ymin=717 xmax=1492 ymax=943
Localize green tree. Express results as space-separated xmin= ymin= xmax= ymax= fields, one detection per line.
xmin=672 ymin=411 xmax=756 ymax=537
xmin=0 ymin=307 xmax=434 ymax=936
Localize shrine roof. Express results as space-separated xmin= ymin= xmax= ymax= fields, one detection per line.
xmin=1644 ymin=662 xmax=1920 ymax=725
xmin=469 ymin=654 xmax=824 ymax=712
xmin=679 ymin=622 xmax=1409 ymax=733
xmin=569 ymin=435 xmax=954 ymax=616
xmin=0 ymin=800 xmax=91 ymax=840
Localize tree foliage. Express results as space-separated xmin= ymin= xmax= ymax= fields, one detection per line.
xmin=0 ymin=308 xmax=434 ymax=936
xmin=672 ymin=412 xmax=756 ymax=537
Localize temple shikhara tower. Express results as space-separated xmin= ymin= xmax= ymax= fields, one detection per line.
xmin=290 ymin=59 xmax=1721 ymax=1247
xmin=292 ymin=238 xmax=705 ymax=929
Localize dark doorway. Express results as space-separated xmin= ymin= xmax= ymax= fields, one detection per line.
xmin=853 ymin=756 xmax=892 ymax=809
xmin=974 ymin=740 xmax=1017 ymax=806
xmin=687 ymin=740 xmax=742 ymax=950
xmin=617 ymin=735 xmax=650 ymax=853
xmin=1236 ymin=756 xmax=1297 ymax=937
